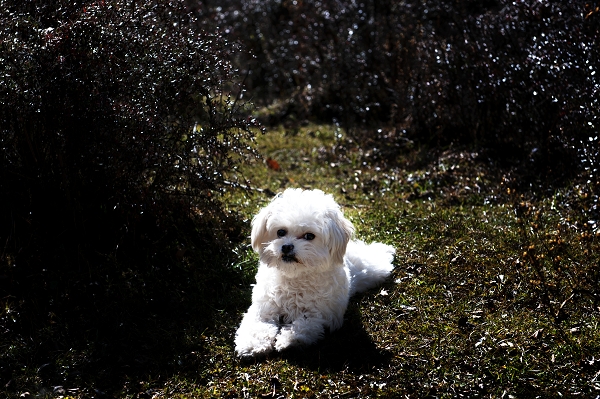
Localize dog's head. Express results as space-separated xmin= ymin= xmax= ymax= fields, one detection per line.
xmin=251 ymin=188 xmax=355 ymax=276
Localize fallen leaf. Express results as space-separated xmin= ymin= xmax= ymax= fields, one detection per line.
xmin=266 ymin=157 xmax=281 ymax=171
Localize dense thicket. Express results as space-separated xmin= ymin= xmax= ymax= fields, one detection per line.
xmin=198 ymin=0 xmax=599 ymax=170
xmin=0 ymin=0 xmax=259 ymax=389
xmin=1 ymin=1 xmax=261 ymax=262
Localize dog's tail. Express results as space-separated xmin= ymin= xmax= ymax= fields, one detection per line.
xmin=345 ymin=240 xmax=395 ymax=296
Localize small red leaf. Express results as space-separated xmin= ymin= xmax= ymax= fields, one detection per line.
xmin=266 ymin=157 xmax=280 ymax=171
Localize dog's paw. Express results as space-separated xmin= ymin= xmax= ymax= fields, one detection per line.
xmin=235 ymin=335 xmax=276 ymax=358
xmin=234 ymin=322 xmax=279 ymax=358
xmin=274 ymin=327 xmax=298 ymax=352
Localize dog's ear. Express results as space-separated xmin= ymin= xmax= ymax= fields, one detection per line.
xmin=326 ymin=208 xmax=355 ymax=265
xmin=250 ymin=205 xmax=271 ymax=253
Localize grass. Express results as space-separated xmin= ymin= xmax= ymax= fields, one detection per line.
xmin=3 ymin=123 xmax=600 ymax=398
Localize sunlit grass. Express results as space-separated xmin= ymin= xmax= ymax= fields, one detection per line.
xmin=217 ymin=123 xmax=600 ymax=398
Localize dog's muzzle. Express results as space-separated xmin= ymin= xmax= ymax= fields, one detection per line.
xmin=281 ymin=244 xmax=297 ymax=262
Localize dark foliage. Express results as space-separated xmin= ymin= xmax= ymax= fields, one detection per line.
xmin=198 ymin=0 xmax=598 ymax=172
xmin=0 ymin=0 xmax=259 ymax=393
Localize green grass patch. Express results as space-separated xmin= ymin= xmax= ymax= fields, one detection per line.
xmin=3 ymin=124 xmax=599 ymax=398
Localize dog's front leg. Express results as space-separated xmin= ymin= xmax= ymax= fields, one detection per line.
xmin=274 ymin=314 xmax=326 ymax=351
xmin=234 ymin=304 xmax=280 ymax=357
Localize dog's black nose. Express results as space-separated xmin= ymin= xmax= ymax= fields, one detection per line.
xmin=282 ymin=244 xmax=294 ymax=254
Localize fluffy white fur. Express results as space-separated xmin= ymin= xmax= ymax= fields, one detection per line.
xmin=234 ymin=188 xmax=395 ymax=357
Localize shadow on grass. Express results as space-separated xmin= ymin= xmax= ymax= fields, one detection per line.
xmin=235 ymin=301 xmax=392 ymax=374
xmin=1 ymin=210 xmax=252 ymax=397
xmin=3 ymin=264 xmax=246 ymax=397
xmin=285 ymin=304 xmax=393 ymax=373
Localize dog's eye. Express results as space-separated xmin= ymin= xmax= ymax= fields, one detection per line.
xmin=277 ymin=229 xmax=287 ymax=237
xmin=303 ymin=233 xmax=315 ymax=240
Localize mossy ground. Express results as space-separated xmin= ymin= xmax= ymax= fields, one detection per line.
xmin=3 ymin=124 xmax=599 ymax=398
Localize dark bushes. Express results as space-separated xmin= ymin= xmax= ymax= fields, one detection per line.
xmin=1 ymin=0 xmax=260 ymax=265
xmin=198 ymin=0 xmax=598 ymax=170
xmin=0 ymin=0 xmax=259 ymax=391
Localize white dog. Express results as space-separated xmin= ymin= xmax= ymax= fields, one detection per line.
xmin=234 ymin=188 xmax=395 ymax=357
